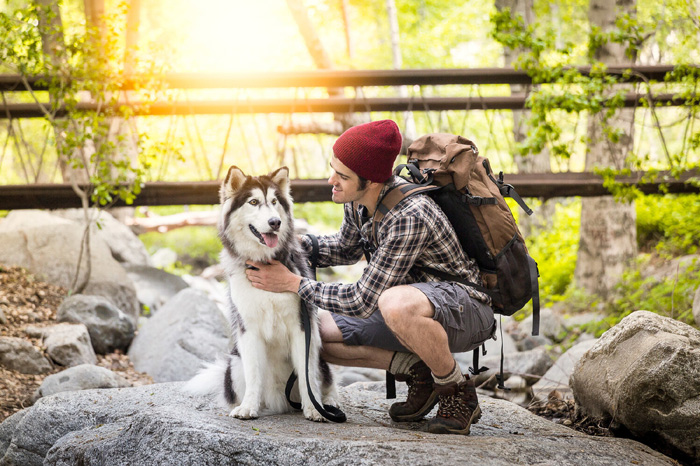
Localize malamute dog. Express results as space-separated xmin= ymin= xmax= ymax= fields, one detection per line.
xmin=186 ymin=166 xmax=339 ymax=421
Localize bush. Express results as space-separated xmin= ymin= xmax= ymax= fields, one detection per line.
xmin=637 ymin=193 xmax=700 ymax=256
xmin=524 ymin=199 xmax=581 ymax=304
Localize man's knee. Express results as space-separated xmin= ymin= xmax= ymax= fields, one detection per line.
xmin=319 ymin=310 xmax=343 ymax=343
xmin=378 ymin=286 xmax=433 ymax=325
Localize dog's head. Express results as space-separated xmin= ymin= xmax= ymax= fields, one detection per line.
xmin=219 ymin=166 xmax=293 ymax=257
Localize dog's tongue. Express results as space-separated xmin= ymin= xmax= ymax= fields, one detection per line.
xmin=262 ymin=233 xmax=278 ymax=248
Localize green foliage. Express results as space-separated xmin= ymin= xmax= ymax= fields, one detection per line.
xmin=139 ymin=226 xmax=222 ymax=274
xmin=490 ymin=3 xmax=700 ymax=190
xmin=524 ymin=200 xmax=580 ymax=302
xmin=581 ymin=255 xmax=700 ymax=335
xmin=636 ymin=193 xmax=700 ymax=256
xmin=293 ymin=201 xmax=344 ymax=233
xmin=0 ymin=1 xmax=168 ymax=204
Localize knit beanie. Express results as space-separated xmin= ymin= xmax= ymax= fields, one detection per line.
xmin=332 ymin=120 xmax=402 ymax=183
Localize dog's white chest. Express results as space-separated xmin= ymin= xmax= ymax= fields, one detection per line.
xmin=229 ymin=275 xmax=302 ymax=343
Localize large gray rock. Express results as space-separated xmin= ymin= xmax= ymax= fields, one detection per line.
xmin=27 ymin=323 xmax=97 ymax=367
xmin=571 ymin=311 xmax=700 ymax=463
xmin=693 ymin=285 xmax=700 ymax=326
xmin=531 ymin=338 xmax=597 ymax=401
xmin=122 ymin=264 xmax=189 ymax=313
xmin=0 ymin=382 xmax=676 ymax=465
xmin=0 ymin=337 xmax=52 ymax=374
xmin=57 ymin=294 xmax=135 ymax=354
xmin=0 ymin=210 xmax=139 ymax=320
xmin=34 ymin=364 xmax=131 ymax=400
xmin=52 ymin=208 xmax=151 ymax=266
xmin=127 ymin=289 xmax=230 ymax=382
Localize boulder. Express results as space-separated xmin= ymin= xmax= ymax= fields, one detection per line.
xmin=693 ymin=285 xmax=700 ymax=326
xmin=531 ymin=338 xmax=597 ymax=401
xmin=27 ymin=323 xmax=97 ymax=367
xmin=0 ymin=210 xmax=139 ymax=320
xmin=122 ymin=264 xmax=189 ymax=313
xmin=52 ymin=208 xmax=151 ymax=266
xmin=570 ymin=311 xmax=700 ymax=463
xmin=34 ymin=364 xmax=131 ymax=400
xmin=518 ymin=308 xmax=567 ymax=342
xmin=127 ymin=289 xmax=230 ymax=382
xmin=0 ymin=382 xmax=677 ymax=465
xmin=57 ymin=294 xmax=135 ymax=354
xmin=0 ymin=337 xmax=52 ymax=375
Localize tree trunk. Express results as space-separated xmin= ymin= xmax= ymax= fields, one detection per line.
xmin=574 ymin=0 xmax=638 ymax=298
xmin=34 ymin=0 xmax=89 ymax=185
xmin=495 ymin=0 xmax=553 ymax=237
xmin=283 ymin=0 xmax=367 ymax=136
xmin=386 ymin=0 xmax=415 ymax=148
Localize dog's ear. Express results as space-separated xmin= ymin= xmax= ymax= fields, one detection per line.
xmin=269 ymin=166 xmax=290 ymax=197
xmin=220 ymin=166 xmax=247 ymax=203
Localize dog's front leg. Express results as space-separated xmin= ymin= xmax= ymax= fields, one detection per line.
xmin=230 ymin=332 xmax=264 ymax=419
xmin=291 ymin=328 xmax=324 ymax=422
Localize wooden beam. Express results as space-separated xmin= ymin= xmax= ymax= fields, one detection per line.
xmin=0 ymin=172 xmax=697 ymax=210
xmin=0 ymin=93 xmax=687 ymax=119
xmin=0 ymin=65 xmax=679 ymax=91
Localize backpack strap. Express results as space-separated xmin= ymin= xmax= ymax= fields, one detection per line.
xmin=482 ymin=159 xmax=533 ymax=216
xmin=369 ymin=183 xmax=438 ymax=246
xmin=529 ymin=256 xmax=540 ymax=336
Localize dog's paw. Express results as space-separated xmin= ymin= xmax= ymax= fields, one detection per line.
xmin=230 ymin=405 xmax=259 ymax=419
xmin=303 ymin=405 xmax=326 ymax=422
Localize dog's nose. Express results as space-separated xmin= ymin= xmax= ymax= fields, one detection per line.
xmin=268 ymin=217 xmax=281 ymax=231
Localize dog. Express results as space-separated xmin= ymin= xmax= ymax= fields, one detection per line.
xmin=185 ymin=166 xmax=339 ymax=422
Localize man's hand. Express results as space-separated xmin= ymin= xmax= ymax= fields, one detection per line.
xmin=245 ymin=259 xmax=302 ymax=293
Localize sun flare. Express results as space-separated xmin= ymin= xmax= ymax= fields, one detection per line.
xmin=169 ymin=0 xmax=309 ymax=72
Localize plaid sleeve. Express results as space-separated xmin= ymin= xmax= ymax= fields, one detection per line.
xmin=303 ymin=204 xmax=364 ymax=268
xmin=298 ymin=214 xmax=430 ymax=318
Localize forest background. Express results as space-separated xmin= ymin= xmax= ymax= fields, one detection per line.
xmin=1 ymin=0 xmax=699 ymax=335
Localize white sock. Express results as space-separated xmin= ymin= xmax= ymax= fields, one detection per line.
xmin=432 ymin=360 xmax=465 ymax=385
xmin=389 ymin=352 xmax=421 ymax=375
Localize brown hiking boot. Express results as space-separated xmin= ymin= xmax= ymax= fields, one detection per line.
xmin=388 ymin=361 xmax=439 ymax=422
xmin=426 ymin=377 xmax=482 ymax=435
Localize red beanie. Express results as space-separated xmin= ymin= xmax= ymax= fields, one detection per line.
xmin=332 ymin=120 xmax=402 ymax=183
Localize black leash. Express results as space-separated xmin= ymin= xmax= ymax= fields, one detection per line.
xmin=284 ymin=301 xmax=347 ymax=423
xmin=284 ymin=234 xmax=347 ymax=423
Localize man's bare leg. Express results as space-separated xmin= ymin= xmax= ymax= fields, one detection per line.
xmin=318 ymin=310 xmax=393 ymax=370
xmin=377 ymin=285 xmax=455 ymax=377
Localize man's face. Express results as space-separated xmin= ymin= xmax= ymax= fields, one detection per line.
xmin=328 ymin=156 xmax=366 ymax=204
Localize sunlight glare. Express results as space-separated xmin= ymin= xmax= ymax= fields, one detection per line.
xmin=173 ymin=0 xmax=309 ymax=72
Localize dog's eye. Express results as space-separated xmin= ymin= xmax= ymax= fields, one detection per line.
xmin=271 ymin=199 xmax=277 ymax=205
xmin=249 ymin=199 xmax=259 ymax=206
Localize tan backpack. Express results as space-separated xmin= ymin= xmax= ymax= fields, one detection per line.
xmin=362 ymin=133 xmax=540 ymax=335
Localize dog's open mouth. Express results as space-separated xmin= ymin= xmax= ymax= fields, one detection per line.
xmin=249 ymin=225 xmax=278 ymax=248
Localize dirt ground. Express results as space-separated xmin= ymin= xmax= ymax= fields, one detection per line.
xmin=0 ymin=266 xmax=153 ymax=422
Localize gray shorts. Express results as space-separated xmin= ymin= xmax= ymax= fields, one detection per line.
xmin=331 ymin=281 xmax=497 ymax=354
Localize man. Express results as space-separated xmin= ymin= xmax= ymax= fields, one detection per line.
xmin=245 ymin=119 xmax=496 ymax=435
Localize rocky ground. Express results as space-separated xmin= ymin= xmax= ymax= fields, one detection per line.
xmin=0 ymin=265 xmax=609 ymax=438
xmin=0 ymin=266 xmax=152 ymax=422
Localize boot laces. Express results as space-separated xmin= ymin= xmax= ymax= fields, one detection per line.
xmin=437 ymin=393 xmax=470 ymax=419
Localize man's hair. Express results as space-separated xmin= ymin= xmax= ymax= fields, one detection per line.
xmin=357 ymin=174 xmax=394 ymax=191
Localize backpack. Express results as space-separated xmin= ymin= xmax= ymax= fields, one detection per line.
xmin=356 ymin=133 xmax=540 ymax=390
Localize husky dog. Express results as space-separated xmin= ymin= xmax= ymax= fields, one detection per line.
xmin=186 ymin=166 xmax=339 ymax=421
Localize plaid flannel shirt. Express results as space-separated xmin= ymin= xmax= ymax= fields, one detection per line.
xmin=298 ymin=177 xmax=490 ymax=318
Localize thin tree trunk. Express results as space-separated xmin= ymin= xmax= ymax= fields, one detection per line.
xmin=574 ymin=0 xmax=638 ymax=298
xmin=283 ymin=0 xmax=367 ymax=135
xmin=495 ymin=0 xmax=553 ymax=237
xmin=386 ymin=0 xmax=415 ymax=149
xmin=34 ymin=0 xmax=89 ymax=185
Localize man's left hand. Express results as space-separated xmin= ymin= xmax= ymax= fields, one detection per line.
xmin=245 ymin=259 xmax=302 ymax=293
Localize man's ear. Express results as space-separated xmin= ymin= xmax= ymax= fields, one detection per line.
xmin=269 ymin=166 xmax=291 ymax=197
xmin=220 ymin=166 xmax=247 ymax=203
